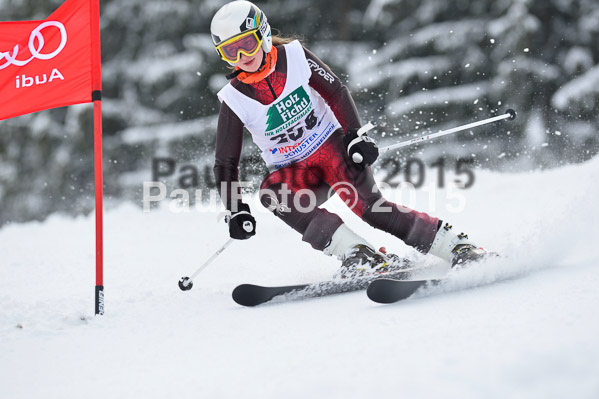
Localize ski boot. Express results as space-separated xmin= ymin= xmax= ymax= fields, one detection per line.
xmin=334 ymin=244 xmax=390 ymax=279
xmin=428 ymin=222 xmax=496 ymax=267
xmin=338 ymin=245 xmax=413 ymax=279
xmin=323 ymin=224 xmax=410 ymax=279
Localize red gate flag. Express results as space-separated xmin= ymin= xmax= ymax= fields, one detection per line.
xmin=0 ymin=0 xmax=101 ymax=120
xmin=1 ymin=0 xmax=105 ymax=316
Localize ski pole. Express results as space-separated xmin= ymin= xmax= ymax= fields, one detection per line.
xmin=351 ymin=109 xmax=516 ymax=163
xmin=178 ymin=238 xmax=234 ymax=291
xmin=380 ymin=109 xmax=516 ymax=153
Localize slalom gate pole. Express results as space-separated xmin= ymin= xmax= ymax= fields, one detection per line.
xmin=93 ymin=96 xmax=104 ymax=315
xmin=91 ymin=0 xmax=104 ymax=316
xmin=379 ymin=109 xmax=516 ymax=153
xmin=178 ymin=238 xmax=235 ymax=291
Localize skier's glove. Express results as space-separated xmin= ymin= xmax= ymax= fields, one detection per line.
xmin=343 ymin=124 xmax=379 ymax=168
xmin=226 ymin=202 xmax=256 ymax=240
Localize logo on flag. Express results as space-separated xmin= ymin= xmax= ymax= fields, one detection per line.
xmin=0 ymin=21 xmax=68 ymax=70
xmin=0 ymin=0 xmax=101 ymax=120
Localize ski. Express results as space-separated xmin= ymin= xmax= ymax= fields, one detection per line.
xmin=232 ymin=283 xmax=310 ymax=307
xmin=367 ymin=253 xmax=502 ymax=304
xmin=232 ymin=269 xmax=418 ymax=307
xmin=366 ymin=278 xmax=441 ymax=304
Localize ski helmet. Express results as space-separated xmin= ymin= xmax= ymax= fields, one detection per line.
xmin=210 ymin=1 xmax=273 ymax=65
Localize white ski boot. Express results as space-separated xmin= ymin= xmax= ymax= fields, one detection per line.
xmin=428 ymin=222 xmax=495 ymax=267
xmin=324 ymin=224 xmax=408 ymax=279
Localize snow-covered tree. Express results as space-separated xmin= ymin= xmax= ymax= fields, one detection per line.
xmin=1 ymin=0 xmax=598 ymax=224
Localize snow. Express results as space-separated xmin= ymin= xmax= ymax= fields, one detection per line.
xmin=126 ymin=52 xmax=203 ymax=87
xmin=524 ymin=109 xmax=546 ymax=148
xmin=563 ymin=47 xmax=594 ymax=75
xmin=121 ymin=116 xmax=216 ymax=145
xmin=496 ymin=56 xmax=560 ymax=81
xmin=551 ymin=65 xmax=599 ymax=111
xmin=386 ymin=82 xmax=491 ymax=116
xmin=2 ymin=155 xmax=599 ymax=398
xmin=411 ymin=20 xmax=487 ymax=52
xmin=348 ymin=55 xmax=452 ymax=91
xmin=363 ymin=0 xmax=397 ymax=26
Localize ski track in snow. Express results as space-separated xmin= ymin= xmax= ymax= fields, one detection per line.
xmin=1 ymin=156 xmax=599 ymax=399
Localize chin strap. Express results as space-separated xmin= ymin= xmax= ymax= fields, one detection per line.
xmin=228 ymin=46 xmax=278 ymax=84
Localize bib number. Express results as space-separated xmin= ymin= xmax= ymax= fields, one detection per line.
xmin=269 ymin=110 xmax=318 ymax=145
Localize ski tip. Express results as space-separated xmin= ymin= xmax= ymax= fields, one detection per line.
xmin=367 ymin=278 xmax=433 ymax=304
xmin=232 ymin=284 xmax=262 ymax=307
xmin=366 ymin=279 xmax=403 ymax=304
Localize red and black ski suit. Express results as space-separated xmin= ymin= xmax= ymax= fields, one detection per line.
xmin=214 ymin=44 xmax=439 ymax=253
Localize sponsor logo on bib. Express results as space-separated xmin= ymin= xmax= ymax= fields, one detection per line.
xmin=265 ymin=86 xmax=312 ymax=136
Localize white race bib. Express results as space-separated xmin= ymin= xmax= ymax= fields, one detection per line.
xmin=218 ymin=40 xmax=341 ymax=171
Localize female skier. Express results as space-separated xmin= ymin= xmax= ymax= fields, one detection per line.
xmin=211 ymin=1 xmax=488 ymax=276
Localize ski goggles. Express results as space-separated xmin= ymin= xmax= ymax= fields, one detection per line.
xmin=216 ymin=30 xmax=263 ymax=64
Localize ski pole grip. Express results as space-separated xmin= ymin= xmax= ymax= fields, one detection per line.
xmin=356 ymin=122 xmax=375 ymax=136
xmin=350 ymin=122 xmax=374 ymax=164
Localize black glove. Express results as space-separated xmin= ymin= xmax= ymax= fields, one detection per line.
xmin=343 ymin=128 xmax=379 ymax=168
xmin=227 ymin=202 xmax=256 ymax=240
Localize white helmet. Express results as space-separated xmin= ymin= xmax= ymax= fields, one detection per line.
xmin=210 ymin=1 xmax=273 ymax=65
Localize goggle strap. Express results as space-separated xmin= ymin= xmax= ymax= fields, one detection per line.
xmin=218 ymin=30 xmax=260 ymax=49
